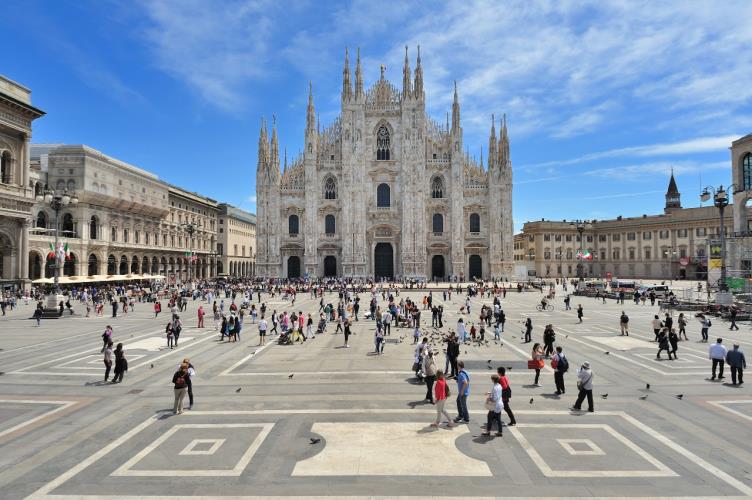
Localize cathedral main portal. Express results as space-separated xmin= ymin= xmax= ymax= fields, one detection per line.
xmin=374 ymin=242 xmax=394 ymax=280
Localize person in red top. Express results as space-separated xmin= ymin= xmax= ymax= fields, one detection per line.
xmin=154 ymin=301 xmax=162 ymax=318
xmin=497 ymin=366 xmax=516 ymax=426
xmin=197 ymin=305 xmax=205 ymax=328
xmin=431 ymin=370 xmax=456 ymax=428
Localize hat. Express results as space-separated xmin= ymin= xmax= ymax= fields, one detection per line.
xmin=582 ymin=362 xmax=591 ymax=369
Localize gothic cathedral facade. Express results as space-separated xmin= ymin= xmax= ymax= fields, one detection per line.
xmin=255 ymin=47 xmax=514 ymax=281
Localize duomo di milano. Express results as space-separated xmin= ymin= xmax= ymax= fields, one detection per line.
xmin=256 ymin=47 xmax=514 ymax=280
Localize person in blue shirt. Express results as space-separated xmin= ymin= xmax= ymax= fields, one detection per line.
xmin=454 ymin=360 xmax=471 ymax=423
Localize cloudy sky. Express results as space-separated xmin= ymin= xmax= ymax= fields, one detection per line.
xmin=4 ymin=0 xmax=751 ymax=229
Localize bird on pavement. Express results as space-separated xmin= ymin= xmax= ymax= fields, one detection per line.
xmin=675 ymin=394 xmax=683 ymax=400
xmin=235 ymin=388 xmax=242 ymax=393
xmin=601 ymin=394 xmax=608 ymax=399
xmin=150 ymin=364 xmax=154 ymax=369
xmin=288 ymin=374 xmax=294 ymax=379
xmin=604 ymin=351 xmax=610 ymax=355
xmin=639 ymin=395 xmax=648 ymax=400
xmin=529 ymin=398 xmax=534 ymax=404
xmin=646 ymin=383 xmax=651 ymax=390
xmin=310 ymin=438 xmax=321 ymax=444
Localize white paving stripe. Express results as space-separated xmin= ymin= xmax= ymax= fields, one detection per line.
xmin=0 ymin=400 xmax=76 ymax=440
xmin=707 ymin=400 xmax=752 ymax=423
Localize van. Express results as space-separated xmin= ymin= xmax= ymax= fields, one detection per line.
xmin=638 ymin=284 xmax=670 ymax=298
xmin=610 ymin=280 xmax=636 ymax=290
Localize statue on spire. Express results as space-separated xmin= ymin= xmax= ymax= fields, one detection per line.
xmin=402 ymin=45 xmax=411 ymax=99
xmin=342 ymin=47 xmax=352 ymax=102
xmin=354 ymin=47 xmax=363 ymax=98
xmin=413 ymin=44 xmax=424 ymax=98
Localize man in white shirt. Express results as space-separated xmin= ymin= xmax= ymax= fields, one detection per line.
xmin=709 ymin=338 xmax=728 ymax=381
xmin=258 ymin=316 xmax=268 ymax=346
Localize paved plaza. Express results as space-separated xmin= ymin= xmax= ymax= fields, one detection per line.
xmin=0 ymin=286 xmax=751 ymax=499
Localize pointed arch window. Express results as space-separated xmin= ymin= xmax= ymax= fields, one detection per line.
xmin=743 ymin=153 xmax=752 ymax=191
xmin=325 ymin=214 xmax=336 ymax=234
xmin=0 ymin=151 xmax=10 ymax=184
xmin=377 ymin=183 xmax=391 ymax=207
xmin=288 ymin=214 xmax=299 ymax=235
xmin=324 ymin=176 xmax=337 ymax=199
xmin=432 ymin=213 xmax=444 ymax=233
xmin=376 ymin=126 xmax=390 ymax=160
xmin=89 ymin=216 xmax=98 ymax=240
xmin=469 ymin=213 xmax=480 ymax=233
xmin=431 ymin=176 xmax=444 ymax=198
xmin=36 ymin=211 xmax=47 ymax=229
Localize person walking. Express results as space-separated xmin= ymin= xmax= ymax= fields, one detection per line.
xmin=543 ymin=325 xmax=556 ymax=357
xmin=172 ymin=362 xmax=191 ymax=415
xmin=652 ymin=315 xmax=663 ymax=341
xmin=258 ymin=315 xmax=267 ymax=346
xmin=531 ymin=343 xmax=544 ymax=386
xmin=709 ymin=338 xmax=727 ymax=381
xmin=447 ymin=334 xmax=460 ymax=378
xmin=726 ymin=343 xmax=746 ymax=385
xmin=431 ymin=370 xmax=455 ymax=427
xmin=552 ymin=346 xmax=569 ymax=395
xmin=697 ymin=314 xmax=711 ymax=343
xmin=457 ymin=318 xmax=466 ymax=343
xmin=197 ymin=305 xmax=205 ymax=328
xmin=154 ymin=300 xmax=161 ymax=318
xmin=374 ymin=324 xmax=385 ymax=354
xmin=524 ymin=318 xmax=532 ymax=343
xmin=424 ymin=351 xmax=437 ymax=403
xmin=571 ymin=362 xmax=594 ymax=412
xmin=172 ymin=316 xmax=182 ymax=347
xmin=668 ymin=329 xmax=679 ymax=359
xmin=576 ymin=304 xmax=584 ymax=323
xmin=112 ymin=343 xmax=127 ymax=383
xmin=166 ymin=321 xmax=175 ymax=349
xmin=454 ymin=360 xmax=471 ymax=424
xmin=101 ymin=325 xmax=113 ymax=353
xmin=619 ymin=311 xmax=629 ymax=336
xmin=656 ymin=329 xmax=673 ymax=360
xmin=482 ymin=374 xmax=503 ymax=437
xmin=103 ymin=340 xmax=114 ymax=382
xmin=729 ymin=306 xmax=740 ymax=331
xmin=497 ymin=366 xmax=516 ymax=425
xmin=677 ymin=313 xmax=688 ymax=341
xmin=343 ymin=318 xmax=351 ymax=347
xmin=180 ymin=358 xmax=197 ymax=409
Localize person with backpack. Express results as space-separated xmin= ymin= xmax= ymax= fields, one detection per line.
xmin=619 ymin=311 xmax=629 ymax=336
xmin=454 ymin=361 xmax=471 ymax=424
xmin=112 ymin=343 xmax=127 ymax=383
xmin=431 ymin=370 xmax=455 ymax=427
xmin=697 ymin=314 xmax=711 ymax=343
xmin=172 ymin=316 xmax=182 ymax=346
xmin=552 ymin=346 xmax=569 ymax=394
xmin=179 ymin=357 xmax=196 ymax=409
xmin=172 ymin=362 xmax=192 ymax=414
xmin=497 ymin=366 xmax=516 ymax=426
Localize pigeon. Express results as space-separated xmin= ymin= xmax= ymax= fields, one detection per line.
xmin=507 ymin=366 xmax=513 ymax=371
xmin=639 ymin=395 xmax=648 ymax=400
xmin=604 ymin=351 xmax=610 ymax=355
xmin=288 ymin=374 xmax=294 ymax=379
xmin=235 ymin=388 xmax=242 ymax=393
xmin=646 ymin=383 xmax=651 ymax=390
xmin=309 ymin=437 xmax=321 ymax=444
xmin=565 ymin=335 xmax=569 ymax=338
xmin=487 ymin=360 xmax=492 ymax=364
xmin=465 ymin=351 xmax=467 ymax=355
xmin=529 ymin=398 xmax=534 ymax=404
xmin=601 ymin=394 xmax=608 ymax=399
xmin=150 ymin=364 xmax=154 ymax=369
xmin=675 ymin=394 xmax=683 ymax=400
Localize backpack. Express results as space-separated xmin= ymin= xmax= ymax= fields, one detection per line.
xmin=445 ymin=383 xmax=450 ymax=398
xmin=175 ymin=373 xmax=186 ymax=388
xmin=558 ymin=355 xmax=569 ymax=373
xmin=707 ymin=320 xmax=712 ymax=327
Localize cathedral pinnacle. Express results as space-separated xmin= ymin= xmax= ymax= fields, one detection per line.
xmin=354 ymin=47 xmax=363 ymax=98
xmin=270 ymin=114 xmax=279 ymax=170
xmin=488 ymin=114 xmax=497 ymax=170
xmin=342 ymin=47 xmax=352 ymax=102
xmin=402 ymin=45 xmax=411 ymax=99
xmin=306 ymin=82 xmax=315 ymax=133
xmin=451 ymin=80 xmax=460 ymax=132
xmin=413 ymin=44 xmax=423 ymax=98
xmin=498 ymin=113 xmax=510 ymax=169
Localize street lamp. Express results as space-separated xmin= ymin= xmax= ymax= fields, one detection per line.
xmin=569 ymin=220 xmax=592 ymax=280
xmin=700 ymin=184 xmax=736 ymax=292
xmin=663 ymin=246 xmax=678 ymax=283
xmin=181 ymin=220 xmax=202 ymax=285
xmin=36 ymin=185 xmax=78 ymax=316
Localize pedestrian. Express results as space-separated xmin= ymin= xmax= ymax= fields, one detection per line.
xmin=543 ymin=324 xmax=555 ymax=357
xmin=729 ymin=306 xmax=739 ymax=331
xmin=576 ymin=304 xmax=583 ymax=323
xmin=431 ymin=370 xmax=455 ymax=427
xmin=652 ymin=315 xmax=663 ymax=341
xmin=423 ymin=351 xmax=437 ymax=403
xmin=656 ymin=329 xmax=673 ymax=360
xmin=551 ymin=346 xmax=568 ymax=395
xmin=33 ymin=304 xmax=42 ymax=326
xmin=197 ymin=305 xmax=205 ymax=328
xmin=668 ymin=329 xmax=679 ymax=359
xmin=619 ymin=311 xmax=629 ymax=336
xmin=457 ymin=318 xmax=466 ymax=343
xmin=571 ymin=362 xmax=594 ymax=413
xmin=112 ymin=343 xmax=127 ymax=383
xmin=677 ymin=313 xmax=688 ymax=340
xmin=524 ymin=317 xmax=532 ymax=343
xmin=172 ymin=362 xmax=191 ymax=415
xmin=343 ymin=318 xmax=351 ymax=347
xmin=101 ymin=325 xmax=113 ymax=353
xmin=482 ymin=373 xmax=503 ymax=437
xmin=530 ymin=343 xmax=544 ymax=386
xmin=103 ymin=340 xmax=113 ymax=382
xmin=725 ymin=343 xmax=746 ymax=385
xmin=154 ymin=300 xmax=161 ymax=318
xmin=180 ymin=358 xmax=196 ymax=409
xmin=447 ymin=333 xmax=459 ymax=378
xmin=172 ymin=316 xmax=182 ymax=346
xmin=497 ymin=366 xmax=516 ymax=425
xmin=258 ymin=315 xmax=267 ymax=346
xmin=709 ymin=338 xmax=727 ymax=381
xmin=454 ymin=360 xmax=471 ymax=424
xmin=697 ymin=314 xmax=711 ymax=343
xmin=375 ymin=324 xmax=385 ymax=354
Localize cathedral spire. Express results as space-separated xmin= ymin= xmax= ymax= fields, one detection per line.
xmin=306 ymin=82 xmax=315 ymax=134
xmin=451 ymin=81 xmax=460 ymax=132
xmin=283 ymin=147 xmax=288 ymax=174
xmin=402 ymin=45 xmax=412 ymax=99
xmin=354 ymin=47 xmax=363 ymax=99
xmin=342 ymin=47 xmax=352 ymax=102
xmin=257 ymin=117 xmax=270 ymax=177
xmin=270 ymin=114 xmax=279 ymax=172
xmin=498 ymin=113 xmax=510 ymax=169
xmin=413 ymin=44 xmax=424 ymax=98
xmin=488 ymin=114 xmax=497 ymax=170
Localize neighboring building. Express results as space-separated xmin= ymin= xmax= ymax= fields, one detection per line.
xmin=28 ymin=145 xmax=219 ymax=282
xmin=217 ymin=203 xmax=256 ymax=276
xmin=0 ymin=75 xmax=45 ymax=288
xmin=727 ymin=133 xmax=752 ymax=280
xmin=256 ymin=47 xmax=514 ymax=280
xmin=518 ymin=172 xmax=751 ymax=280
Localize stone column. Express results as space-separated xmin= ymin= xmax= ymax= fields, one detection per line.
xmin=20 ymin=218 xmax=30 ymax=281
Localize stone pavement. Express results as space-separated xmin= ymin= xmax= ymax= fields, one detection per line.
xmin=0 ymin=287 xmax=751 ymax=499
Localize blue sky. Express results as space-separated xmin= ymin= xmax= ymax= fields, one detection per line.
xmin=4 ymin=0 xmax=752 ymax=230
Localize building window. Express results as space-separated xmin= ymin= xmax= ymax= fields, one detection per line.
xmin=123 ymin=229 xmax=129 ymax=243
xmin=555 ymin=234 xmax=562 ymax=242
xmin=697 ymin=247 xmax=706 ymax=257
xmin=325 ymin=214 xmax=335 ymax=234
xmin=234 ymin=244 xmax=238 ymax=256
xmin=643 ymin=231 xmax=652 ymax=240
xmin=432 ymin=213 xmax=443 ymax=233
xmin=612 ymin=249 xmax=620 ymax=260
xmin=586 ymin=235 xmax=593 ymax=242
xmin=565 ymin=234 xmax=572 ymax=242
xmin=145 ymin=233 xmax=149 ymax=245
xmin=36 ymin=211 xmax=47 ymax=229
xmin=324 ymin=176 xmax=337 ymax=199
xmin=659 ymin=230 xmax=669 ymax=239
xmin=469 ymin=213 xmax=480 ymax=233
xmin=628 ymin=248 xmax=635 ymax=260
xmin=627 ymin=232 xmax=636 ymax=241
xmin=376 ymin=126 xmax=390 ymax=160
xmin=600 ymin=249 xmax=606 ymax=260
xmin=679 ymin=247 xmax=687 ymax=258
xmin=544 ymin=234 xmax=551 ymax=241
xmin=696 ymin=227 xmax=707 ymax=237
xmin=431 ymin=176 xmax=444 ymax=198
xmin=377 ymin=183 xmax=390 ymax=207
xmin=677 ymin=229 xmax=688 ymax=237
xmin=217 ymin=243 xmax=223 ymax=255
xmin=612 ymin=234 xmax=621 ymax=242
xmin=0 ymin=151 xmax=12 ymax=183
xmin=544 ymin=250 xmax=551 ymax=260
xmin=242 ymin=245 xmax=245 ymax=256
xmin=644 ymin=247 xmax=651 ymax=259
xmin=598 ymin=234 xmax=607 ymax=242
xmin=566 ymin=249 xmax=573 ymax=260
xmin=743 ymin=153 xmax=752 ymax=191
xmin=288 ymin=214 xmax=299 ymax=235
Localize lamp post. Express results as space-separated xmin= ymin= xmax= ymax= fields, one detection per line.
xmin=555 ymin=249 xmax=563 ymax=279
xmin=36 ymin=185 xmax=78 ymax=315
xmin=663 ymin=246 xmax=677 ymax=283
xmin=700 ymin=184 xmax=736 ymax=292
xmin=181 ymin=221 xmax=202 ymax=286
xmin=569 ymin=220 xmax=592 ymax=280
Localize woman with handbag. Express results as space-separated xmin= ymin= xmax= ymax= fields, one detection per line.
xmin=530 ymin=343 xmax=545 ymax=387
xmin=431 ymin=370 xmax=455 ymax=427
xmin=482 ymin=374 xmax=503 ymax=437
xmin=424 ymin=351 xmax=437 ymax=403
xmin=497 ymin=367 xmax=516 ymax=426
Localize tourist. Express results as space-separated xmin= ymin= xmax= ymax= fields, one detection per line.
xmin=652 ymin=315 xmax=663 ymax=341
xmin=482 ymin=373 xmax=503 ymax=437
xmin=306 ymin=313 xmax=314 ymax=340
xmin=103 ymin=340 xmax=113 ymax=382
xmin=424 ymin=351 xmax=437 ymax=403
xmin=457 ymin=318 xmax=466 ymax=343
xmin=726 ymin=343 xmax=746 ymax=385
xmin=197 ymin=305 xmax=205 ymax=328
xmin=180 ymin=357 xmax=197 ymax=409
xmin=101 ymin=325 xmax=113 ymax=353
xmin=656 ymin=329 xmax=673 ymax=360
xmin=431 ymin=370 xmax=455 ymax=427
xmin=172 ymin=362 xmax=191 ymax=415
xmin=112 ymin=343 xmax=127 ymax=383
xmin=447 ymin=333 xmax=460 ymax=378
xmin=454 ymin=360 xmax=471 ymax=424
xmin=497 ymin=366 xmax=516 ymax=425
xmin=668 ymin=329 xmax=679 ymax=359
xmin=531 ymin=342 xmax=544 ymax=386
xmin=677 ymin=313 xmax=688 ymax=340
xmin=697 ymin=314 xmax=711 ymax=342
xmin=729 ymin=306 xmax=740 ymax=331
xmin=343 ymin=318 xmax=351 ymax=347
xmin=709 ymin=338 xmax=727 ymax=381
xmin=552 ymin=346 xmax=568 ymax=395
xmin=166 ymin=321 xmax=175 ymax=348
xmin=543 ymin=324 xmax=555 ymax=357
xmin=571 ymin=362 xmax=594 ymax=413
xmin=576 ymin=304 xmax=584 ymax=323
xmin=172 ymin=315 xmax=182 ymax=346
xmin=258 ymin=315 xmax=267 ymax=346
xmin=619 ymin=311 xmax=629 ymax=336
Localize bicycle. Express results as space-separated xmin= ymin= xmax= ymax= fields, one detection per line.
xmin=536 ymin=303 xmax=554 ymax=311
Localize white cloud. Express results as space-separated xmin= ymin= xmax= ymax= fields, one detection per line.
xmin=246 ymin=194 xmax=257 ymax=204
xmin=585 ymin=160 xmax=728 ymax=180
